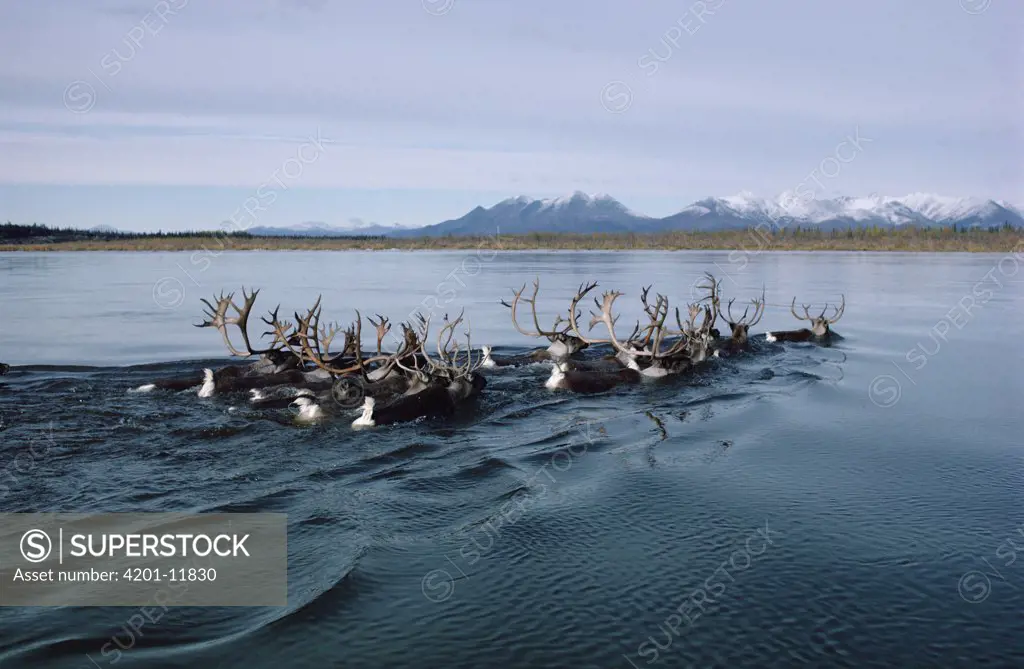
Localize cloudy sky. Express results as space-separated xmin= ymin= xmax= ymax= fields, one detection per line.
xmin=0 ymin=0 xmax=1019 ymax=231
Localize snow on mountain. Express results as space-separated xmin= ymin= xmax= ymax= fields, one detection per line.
xmin=660 ymin=192 xmax=1023 ymax=231
xmin=490 ymin=191 xmax=645 ymax=216
xmin=395 ymin=191 xmax=651 ymax=237
xmin=241 ymin=192 xmax=1021 ymax=238
xmin=537 ymin=191 xmax=641 ymax=213
xmin=287 ymin=221 xmax=341 ymax=232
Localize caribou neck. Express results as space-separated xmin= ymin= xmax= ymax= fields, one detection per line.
xmin=198 ymin=369 xmax=215 ymax=398
xmin=352 ymin=397 xmax=376 ymax=427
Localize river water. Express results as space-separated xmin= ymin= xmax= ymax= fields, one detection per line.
xmin=1 ymin=250 xmax=1022 ymax=668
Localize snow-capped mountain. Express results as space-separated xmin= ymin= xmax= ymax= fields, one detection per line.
xmin=392 ymin=191 xmax=651 ymax=237
xmin=656 ymin=192 xmax=1023 ymax=233
xmin=245 ymin=192 xmax=1022 ymax=238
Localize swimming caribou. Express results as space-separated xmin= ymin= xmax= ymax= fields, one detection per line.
xmin=765 ymin=296 xmax=845 ymax=343
xmin=129 ymin=272 xmax=846 ymax=423
xmin=500 ymin=278 xmax=590 ymax=362
xmin=539 ymin=278 xmax=725 ymax=392
xmin=717 ymin=285 xmax=766 ymax=356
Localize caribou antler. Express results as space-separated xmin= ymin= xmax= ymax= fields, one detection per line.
xmin=681 ymin=302 xmax=713 ymax=336
xmin=789 ymin=294 xmax=846 ymax=337
xmin=196 ymin=287 xmax=281 ymax=357
xmin=567 ymin=281 xmax=608 ymax=346
xmin=693 ymin=272 xmax=722 ymax=328
xmin=824 ymin=295 xmax=845 ymax=324
xmin=791 ymin=295 xmax=845 ymax=324
xmin=790 ymin=297 xmax=815 ymax=322
xmin=659 ymin=302 xmax=711 ymax=358
xmin=412 ymin=310 xmax=483 ymax=381
xmin=367 ymin=314 xmax=391 ymax=355
xmin=633 ymin=285 xmax=670 ymax=349
xmin=501 ymin=277 xmax=572 ymax=341
xmin=566 ymin=281 xmax=694 ymax=362
xmin=725 ymin=286 xmax=766 ymax=328
xmin=585 ymin=290 xmax=627 ymax=349
xmin=584 ymin=288 xmax=687 ymax=361
xmin=264 ymin=300 xmax=401 ymax=379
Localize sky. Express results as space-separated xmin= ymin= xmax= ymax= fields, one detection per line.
xmin=0 ymin=0 xmax=1020 ymax=232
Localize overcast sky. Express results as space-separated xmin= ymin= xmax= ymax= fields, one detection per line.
xmin=0 ymin=0 xmax=1020 ymax=231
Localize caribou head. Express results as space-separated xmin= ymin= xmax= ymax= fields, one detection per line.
xmin=394 ymin=310 xmax=487 ymax=401
xmin=723 ymin=287 xmax=766 ymax=346
xmin=501 ymin=278 xmax=588 ymax=358
xmin=791 ymin=295 xmax=845 ymax=337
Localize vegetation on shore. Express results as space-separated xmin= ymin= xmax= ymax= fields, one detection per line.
xmin=1 ymin=222 xmax=1022 ymax=253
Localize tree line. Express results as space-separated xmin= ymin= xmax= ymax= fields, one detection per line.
xmin=2 ymin=221 xmax=1018 ymax=245
xmin=0 ymin=223 xmax=386 ymax=242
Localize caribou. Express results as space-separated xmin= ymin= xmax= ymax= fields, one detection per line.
xmin=765 ymin=296 xmax=845 ymax=343
xmin=128 ymin=272 xmax=847 ymax=423
xmin=255 ymin=302 xmax=488 ymax=427
xmin=544 ymin=359 xmax=643 ymax=393
xmin=350 ymin=310 xmax=488 ymax=427
xmin=132 ymin=288 xmax=325 ymax=394
xmin=130 ymin=370 xmax=209 ymax=393
xmin=539 ymin=279 xmax=722 ymax=392
xmin=188 ymin=290 xmax=348 ymax=397
xmin=500 ymin=278 xmax=589 ymax=362
xmin=133 ymin=286 xmax=489 ymax=428
xmin=717 ymin=285 xmax=766 ymax=356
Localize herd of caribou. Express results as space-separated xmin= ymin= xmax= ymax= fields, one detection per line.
xmin=131 ymin=273 xmax=846 ymax=428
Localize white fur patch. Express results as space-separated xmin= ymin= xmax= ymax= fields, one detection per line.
xmin=351 ymin=396 xmax=376 ymax=427
xmin=480 ymin=346 xmax=496 ymax=368
xmin=291 ymin=396 xmax=323 ymax=422
xmin=545 ymin=362 xmax=567 ymax=390
xmin=642 ymin=364 xmax=670 ymax=378
xmin=546 ymin=340 xmax=568 ymax=358
xmin=197 ymin=369 xmax=215 ymax=398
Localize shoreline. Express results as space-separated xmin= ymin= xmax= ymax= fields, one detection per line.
xmin=3 ymin=244 xmax=1022 ymax=254
xmin=2 ymin=230 xmax=1022 ymax=253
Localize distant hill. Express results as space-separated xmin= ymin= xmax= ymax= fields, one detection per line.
xmin=248 ymin=220 xmax=406 ymax=237
xmin=391 ymin=192 xmax=651 ymax=237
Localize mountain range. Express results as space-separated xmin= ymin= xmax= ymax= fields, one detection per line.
xmin=247 ymin=219 xmax=407 ymax=237
xmin=246 ymin=192 xmax=1023 ymax=238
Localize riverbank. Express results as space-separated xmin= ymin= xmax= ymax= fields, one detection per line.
xmin=2 ymin=229 xmax=1023 ymax=252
